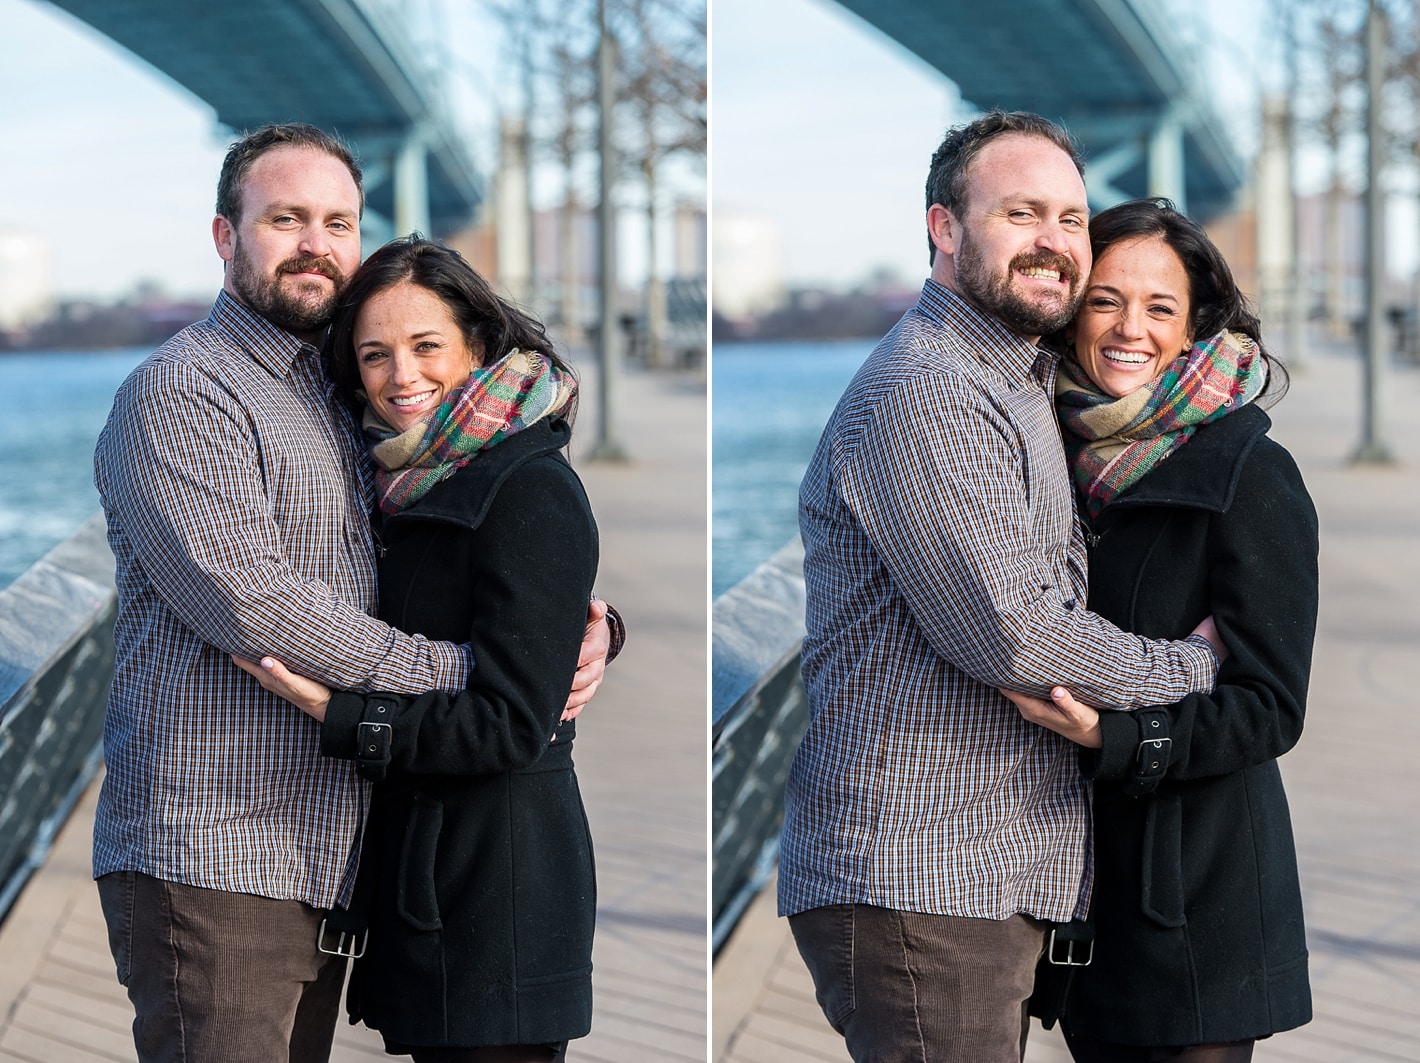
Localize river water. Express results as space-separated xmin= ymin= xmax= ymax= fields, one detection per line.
xmin=8 ymin=339 xmax=870 ymax=598
xmin=711 ymin=339 xmax=872 ymax=597
xmin=0 ymin=349 xmax=147 ymax=590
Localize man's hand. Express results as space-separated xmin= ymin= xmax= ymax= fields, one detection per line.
xmin=999 ymin=686 xmax=1103 ymax=748
xmin=564 ymin=598 xmax=611 ymax=721
xmin=232 ymin=655 xmax=333 ymax=722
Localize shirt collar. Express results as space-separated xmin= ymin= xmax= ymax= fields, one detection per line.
xmin=917 ymin=277 xmax=1053 ymax=386
xmin=209 ymin=289 xmax=322 ymax=377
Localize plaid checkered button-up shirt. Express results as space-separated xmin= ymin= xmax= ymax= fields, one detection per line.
xmin=780 ymin=280 xmax=1218 ymax=923
xmin=93 ymin=291 xmax=469 ymax=910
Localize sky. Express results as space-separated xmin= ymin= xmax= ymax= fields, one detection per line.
xmin=0 ymin=0 xmax=231 ymax=300
xmin=0 ymin=0 xmax=705 ymax=303
xmin=711 ymin=0 xmax=1272 ymax=293
xmin=2 ymin=0 xmax=1389 ymax=304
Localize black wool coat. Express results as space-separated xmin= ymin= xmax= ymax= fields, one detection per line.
xmin=1054 ymin=403 xmax=1318 ymax=1047
xmin=321 ymin=418 xmax=598 ymax=1050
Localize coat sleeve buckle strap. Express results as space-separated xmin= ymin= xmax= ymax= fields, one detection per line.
xmin=355 ymin=697 xmax=396 ymax=781
xmin=1125 ymin=709 xmax=1172 ymax=797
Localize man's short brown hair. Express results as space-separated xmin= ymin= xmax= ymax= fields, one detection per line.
xmin=924 ymin=111 xmax=1084 ymax=265
xmin=215 ymin=123 xmax=364 ymax=226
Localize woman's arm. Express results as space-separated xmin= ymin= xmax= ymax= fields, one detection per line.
xmin=1010 ymin=439 xmax=1319 ymax=785
xmin=241 ymin=457 xmax=598 ymax=777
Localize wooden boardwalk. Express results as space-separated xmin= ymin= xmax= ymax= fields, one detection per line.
xmin=714 ymin=338 xmax=1420 ymax=1063
xmin=0 ymin=363 xmax=709 ymax=1063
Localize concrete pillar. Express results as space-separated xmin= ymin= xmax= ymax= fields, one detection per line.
xmin=1256 ymin=96 xmax=1295 ymax=345
xmin=495 ymin=116 xmax=533 ymax=304
xmin=1148 ymin=108 xmax=1187 ymax=213
xmin=393 ymin=126 xmax=430 ymax=240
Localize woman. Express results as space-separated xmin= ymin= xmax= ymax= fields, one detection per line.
xmin=237 ymin=236 xmax=598 ymax=1062
xmin=1004 ymin=198 xmax=1318 ymax=1063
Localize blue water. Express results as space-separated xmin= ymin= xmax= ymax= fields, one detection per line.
xmin=16 ymin=339 xmax=872 ymax=598
xmin=0 ymin=349 xmax=148 ymax=589
xmin=712 ymin=339 xmax=873 ymax=598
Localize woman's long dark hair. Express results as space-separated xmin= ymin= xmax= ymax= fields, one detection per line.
xmin=327 ymin=235 xmax=576 ymax=416
xmin=1083 ymin=198 xmax=1288 ymax=405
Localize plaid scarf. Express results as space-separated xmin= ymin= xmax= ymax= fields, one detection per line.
xmin=364 ymin=349 xmax=577 ymax=515
xmin=1055 ymin=329 xmax=1266 ymax=519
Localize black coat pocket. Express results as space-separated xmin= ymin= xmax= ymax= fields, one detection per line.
xmin=397 ymin=794 xmax=444 ymax=932
xmin=1139 ymin=792 xmax=1186 ymax=927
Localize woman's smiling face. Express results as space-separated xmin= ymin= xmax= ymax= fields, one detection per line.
xmin=355 ymin=280 xmax=483 ymax=432
xmin=1071 ymin=235 xmax=1194 ymax=398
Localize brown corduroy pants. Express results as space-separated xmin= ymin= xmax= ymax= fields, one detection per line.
xmin=789 ymin=904 xmax=1047 ymax=1063
xmin=97 ymin=870 xmax=348 ymax=1063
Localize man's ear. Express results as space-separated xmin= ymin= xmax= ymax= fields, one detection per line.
xmin=213 ymin=215 xmax=236 ymax=263
xmin=927 ymin=203 xmax=959 ymax=259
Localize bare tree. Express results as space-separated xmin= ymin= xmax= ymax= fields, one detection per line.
xmin=477 ymin=0 xmax=704 ymax=363
xmin=613 ymin=0 xmax=707 ymax=368
xmin=543 ymin=23 xmax=599 ymax=343
xmin=1308 ymin=6 xmax=1366 ymax=338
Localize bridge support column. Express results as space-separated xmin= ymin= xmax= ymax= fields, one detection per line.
xmin=1148 ymin=109 xmax=1187 ymax=214
xmin=1257 ymin=96 xmax=1296 ymax=353
xmin=394 ymin=126 xmax=430 ymax=239
xmin=495 ymin=116 xmax=534 ymax=304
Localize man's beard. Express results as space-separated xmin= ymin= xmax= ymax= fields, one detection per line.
xmin=231 ymin=247 xmax=345 ymax=333
xmin=955 ymin=235 xmax=1082 ymax=337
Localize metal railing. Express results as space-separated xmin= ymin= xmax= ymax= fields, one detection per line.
xmin=0 ymin=513 xmax=115 ymax=921
xmin=711 ymin=536 xmax=807 ymax=952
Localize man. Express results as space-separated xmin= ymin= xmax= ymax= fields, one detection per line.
xmin=781 ymin=111 xmax=1223 ymax=1062
xmin=92 ymin=123 xmax=621 ymax=1063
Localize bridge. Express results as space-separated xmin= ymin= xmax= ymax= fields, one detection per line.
xmin=833 ymin=0 xmax=1245 ymax=218
xmin=47 ymin=0 xmax=482 ymax=239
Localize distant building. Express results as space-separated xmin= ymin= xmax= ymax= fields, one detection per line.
xmin=453 ymin=198 xmax=707 ymax=341
xmin=712 ymin=209 xmax=784 ymax=320
xmin=0 ymin=230 xmax=54 ymax=331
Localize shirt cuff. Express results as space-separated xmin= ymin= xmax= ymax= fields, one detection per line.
xmin=1182 ymin=632 xmax=1220 ymax=688
xmin=429 ymin=640 xmax=471 ymax=692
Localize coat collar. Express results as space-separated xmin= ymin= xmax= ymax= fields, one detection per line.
xmin=1103 ymin=403 xmax=1272 ymax=515
xmin=384 ymin=418 xmax=573 ymax=531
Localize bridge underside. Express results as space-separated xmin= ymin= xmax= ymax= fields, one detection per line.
xmin=834 ymin=0 xmax=1244 ymax=219
xmin=49 ymin=0 xmax=481 ymax=235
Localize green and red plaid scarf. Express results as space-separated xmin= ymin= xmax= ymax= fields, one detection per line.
xmin=364 ymin=349 xmax=577 ymax=515
xmin=1055 ymin=329 xmax=1266 ymax=519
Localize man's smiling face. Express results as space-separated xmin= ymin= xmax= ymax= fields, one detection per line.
xmin=938 ymin=133 xmax=1092 ymax=341
xmin=215 ymin=144 xmax=363 ymax=338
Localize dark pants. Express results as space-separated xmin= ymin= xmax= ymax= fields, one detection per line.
xmin=1064 ymin=1033 xmax=1256 ymax=1063
xmin=406 ymin=1044 xmax=567 ymax=1062
xmin=96 ymin=870 xmax=347 ymax=1063
xmin=790 ymin=904 xmax=1047 ymax=1063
